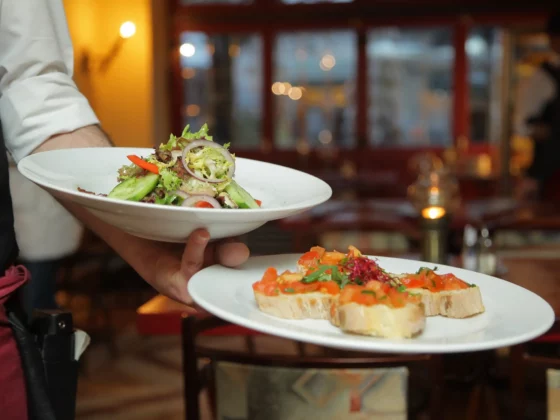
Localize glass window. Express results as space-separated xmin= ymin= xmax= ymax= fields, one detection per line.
xmin=467 ymin=26 xmax=504 ymax=143
xmin=273 ymin=31 xmax=357 ymax=150
xmin=367 ymin=27 xmax=454 ymax=147
xmin=179 ymin=32 xmax=262 ymax=148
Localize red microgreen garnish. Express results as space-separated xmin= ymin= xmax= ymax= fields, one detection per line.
xmin=342 ymin=256 xmax=393 ymax=284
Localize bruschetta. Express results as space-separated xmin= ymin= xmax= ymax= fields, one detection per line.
xmin=252 ymin=247 xmax=427 ymax=338
xmin=398 ymin=267 xmax=485 ymax=319
xmin=252 ymin=267 xmax=340 ymax=320
xmin=252 ymin=245 xmax=484 ymax=339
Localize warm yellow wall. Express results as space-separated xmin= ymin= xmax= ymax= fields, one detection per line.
xmin=63 ymin=0 xmax=156 ymax=148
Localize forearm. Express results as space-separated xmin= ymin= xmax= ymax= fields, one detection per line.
xmin=31 ymin=125 xmax=166 ymax=283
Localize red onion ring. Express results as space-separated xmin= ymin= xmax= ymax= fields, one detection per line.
xmin=180 ymin=195 xmax=221 ymax=209
xmin=181 ymin=140 xmax=235 ymax=183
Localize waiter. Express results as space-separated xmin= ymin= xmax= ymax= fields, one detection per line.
xmin=0 ymin=2 xmax=249 ymax=418
xmin=514 ymin=13 xmax=560 ymax=200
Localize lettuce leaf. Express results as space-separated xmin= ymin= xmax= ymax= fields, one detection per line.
xmin=159 ymin=123 xmax=213 ymax=151
xmin=117 ymin=163 xmax=144 ymax=182
xmin=159 ymin=168 xmax=182 ymax=191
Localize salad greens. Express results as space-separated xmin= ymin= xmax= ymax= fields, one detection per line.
xmin=100 ymin=124 xmax=261 ymax=209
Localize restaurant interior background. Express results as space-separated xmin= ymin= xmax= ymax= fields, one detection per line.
xmin=50 ymin=0 xmax=560 ymax=419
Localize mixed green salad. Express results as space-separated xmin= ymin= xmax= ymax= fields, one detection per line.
xmin=87 ymin=124 xmax=261 ymax=209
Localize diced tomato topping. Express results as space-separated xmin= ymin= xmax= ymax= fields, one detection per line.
xmin=339 ymin=283 xmax=418 ymax=308
xmin=400 ymin=270 xmax=469 ymax=292
xmin=400 ymin=275 xmax=426 ymax=289
xmin=298 ymin=251 xmax=321 ymax=268
xmin=261 ymin=267 xmax=278 ymax=283
xmin=320 ymin=251 xmax=346 ymax=265
xmin=252 ymin=265 xmax=340 ymax=297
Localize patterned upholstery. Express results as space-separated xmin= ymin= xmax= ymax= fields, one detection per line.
xmin=548 ymin=369 xmax=560 ymax=420
xmin=215 ymin=362 xmax=408 ymax=420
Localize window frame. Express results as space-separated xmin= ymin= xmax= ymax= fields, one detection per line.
xmin=169 ymin=0 xmax=548 ymax=170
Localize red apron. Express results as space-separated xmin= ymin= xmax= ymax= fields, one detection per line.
xmin=0 ymin=265 xmax=29 ymax=419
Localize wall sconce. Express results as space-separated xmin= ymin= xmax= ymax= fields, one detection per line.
xmin=408 ymin=168 xmax=460 ymax=264
xmin=80 ymin=21 xmax=136 ymax=75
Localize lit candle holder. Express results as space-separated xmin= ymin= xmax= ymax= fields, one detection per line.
xmin=408 ymin=168 xmax=460 ymax=264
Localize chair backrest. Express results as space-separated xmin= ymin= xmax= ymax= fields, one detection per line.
xmin=182 ymin=315 xmax=443 ymax=420
xmin=214 ymin=360 xmax=408 ymax=420
xmin=548 ymin=369 xmax=560 ymax=419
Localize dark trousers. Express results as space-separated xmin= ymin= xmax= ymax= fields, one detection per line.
xmin=19 ymin=260 xmax=61 ymax=318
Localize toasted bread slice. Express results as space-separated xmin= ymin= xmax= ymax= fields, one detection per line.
xmin=408 ymin=286 xmax=485 ymax=318
xmin=253 ymin=291 xmax=333 ymax=320
xmin=330 ymin=300 xmax=425 ymax=339
xmin=329 ymin=283 xmax=426 ymax=338
xmin=255 ymin=290 xmax=425 ymax=338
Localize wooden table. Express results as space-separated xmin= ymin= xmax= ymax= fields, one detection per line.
xmin=137 ymin=294 xmax=260 ymax=336
xmin=277 ymin=198 xmax=560 ymax=251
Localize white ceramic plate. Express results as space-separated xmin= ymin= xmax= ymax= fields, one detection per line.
xmin=188 ymin=254 xmax=555 ymax=354
xmin=17 ymin=148 xmax=332 ymax=242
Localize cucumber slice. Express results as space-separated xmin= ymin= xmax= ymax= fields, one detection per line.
xmin=224 ymin=180 xmax=259 ymax=209
xmin=108 ymin=173 xmax=160 ymax=201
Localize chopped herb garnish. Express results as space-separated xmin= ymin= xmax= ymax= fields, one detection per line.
xmin=396 ymin=285 xmax=406 ymax=292
xmin=469 ymin=283 xmax=477 ymax=288
xmin=361 ymin=290 xmax=376 ymax=296
xmin=431 ymin=279 xmax=436 ymax=287
xmin=417 ymin=266 xmax=437 ymax=274
xmin=284 ymin=288 xmax=295 ymax=293
xmin=301 ymin=265 xmax=335 ymax=283
xmin=331 ymin=267 xmax=342 ymax=283
xmin=379 ymin=295 xmax=388 ymax=300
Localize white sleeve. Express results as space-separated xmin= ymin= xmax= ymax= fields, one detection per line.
xmin=0 ymin=0 xmax=99 ymax=162
xmin=513 ymin=67 xmax=556 ymax=137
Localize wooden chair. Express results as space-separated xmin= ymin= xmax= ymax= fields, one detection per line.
xmin=510 ymin=323 xmax=560 ymax=420
xmin=181 ymin=315 xmax=444 ymax=420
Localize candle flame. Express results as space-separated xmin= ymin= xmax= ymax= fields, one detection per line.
xmin=421 ymin=206 xmax=446 ymax=220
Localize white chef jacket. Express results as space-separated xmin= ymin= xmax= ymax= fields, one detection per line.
xmin=513 ymin=55 xmax=560 ymax=137
xmin=0 ymin=0 xmax=100 ymax=260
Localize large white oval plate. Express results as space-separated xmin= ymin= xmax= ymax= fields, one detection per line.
xmin=17 ymin=148 xmax=332 ymax=242
xmin=188 ymin=254 xmax=555 ymax=354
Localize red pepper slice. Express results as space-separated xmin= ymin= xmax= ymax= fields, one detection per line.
xmin=127 ymin=155 xmax=159 ymax=174
xmin=255 ymin=199 xmax=262 ymax=207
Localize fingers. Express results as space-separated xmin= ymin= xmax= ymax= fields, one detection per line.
xmin=215 ymin=241 xmax=250 ymax=267
xmin=154 ymin=254 xmax=195 ymax=307
xmin=181 ymin=228 xmax=211 ymax=280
